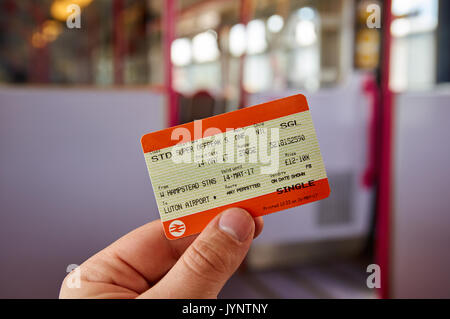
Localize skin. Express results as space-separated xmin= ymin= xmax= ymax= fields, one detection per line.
xmin=60 ymin=208 xmax=263 ymax=299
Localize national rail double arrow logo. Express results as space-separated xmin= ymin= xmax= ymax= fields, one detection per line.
xmin=169 ymin=220 xmax=186 ymax=237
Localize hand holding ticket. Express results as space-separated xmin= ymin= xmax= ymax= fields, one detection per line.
xmin=141 ymin=94 xmax=330 ymax=239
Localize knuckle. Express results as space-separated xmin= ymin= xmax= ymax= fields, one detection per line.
xmin=182 ymin=239 xmax=231 ymax=280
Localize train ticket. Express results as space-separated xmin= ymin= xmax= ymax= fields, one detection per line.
xmin=141 ymin=94 xmax=330 ymax=239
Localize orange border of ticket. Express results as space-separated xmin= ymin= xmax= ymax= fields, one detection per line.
xmin=141 ymin=94 xmax=309 ymax=153
xmin=162 ymin=178 xmax=329 ymax=239
xmin=141 ymin=94 xmax=330 ymax=239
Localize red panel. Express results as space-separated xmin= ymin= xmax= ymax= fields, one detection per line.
xmin=163 ymin=0 xmax=179 ymax=127
xmin=376 ymin=0 xmax=394 ymax=299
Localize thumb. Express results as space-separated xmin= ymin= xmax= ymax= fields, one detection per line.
xmin=139 ymin=208 xmax=255 ymax=299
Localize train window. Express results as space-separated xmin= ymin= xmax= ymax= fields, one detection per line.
xmin=390 ymin=0 xmax=439 ymax=91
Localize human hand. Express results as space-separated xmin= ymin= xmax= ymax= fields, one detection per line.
xmin=59 ymin=208 xmax=263 ymax=299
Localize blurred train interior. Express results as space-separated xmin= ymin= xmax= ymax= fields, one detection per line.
xmin=1 ymin=0 xmax=449 ymax=298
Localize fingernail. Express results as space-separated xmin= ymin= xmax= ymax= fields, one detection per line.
xmin=219 ymin=208 xmax=253 ymax=242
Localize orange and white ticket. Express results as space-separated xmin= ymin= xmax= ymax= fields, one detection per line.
xmin=141 ymin=94 xmax=330 ymax=239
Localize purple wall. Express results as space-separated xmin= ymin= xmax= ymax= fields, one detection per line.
xmin=0 ymin=88 xmax=165 ymax=298
xmin=392 ymin=90 xmax=450 ymax=298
